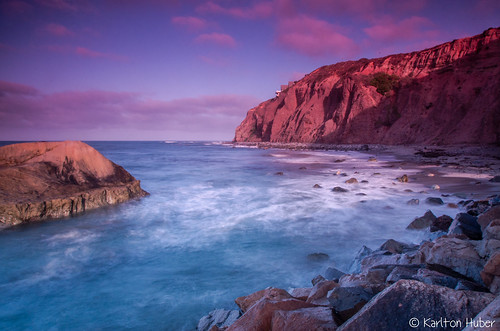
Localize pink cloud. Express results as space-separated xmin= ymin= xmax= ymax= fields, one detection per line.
xmin=0 ymin=81 xmax=39 ymax=96
xmin=171 ymin=16 xmax=208 ymax=31
xmin=364 ymin=16 xmax=437 ymax=42
xmin=44 ymin=23 xmax=75 ymax=37
xmin=0 ymin=0 xmax=33 ymax=15
xmin=196 ymin=1 xmax=273 ymax=19
xmin=75 ymin=46 xmax=128 ymax=62
xmin=195 ymin=32 xmax=237 ymax=48
xmin=275 ymin=15 xmax=358 ymax=57
xmin=0 ymin=81 xmax=260 ymax=140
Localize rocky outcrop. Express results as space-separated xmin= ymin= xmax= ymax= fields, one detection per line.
xmin=235 ymin=28 xmax=500 ymax=145
xmin=0 ymin=141 xmax=148 ymax=226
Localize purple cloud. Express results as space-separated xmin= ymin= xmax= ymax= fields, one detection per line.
xmin=0 ymin=81 xmax=260 ymax=140
xmin=364 ymin=16 xmax=436 ymax=42
xmin=171 ymin=16 xmax=208 ymax=31
xmin=43 ymin=23 xmax=75 ymax=37
xmin=196 ymin=1 xmax=273 ymax=19
xmin=195 ymin=32 xmax=237 ymax=48
xmin=275 ymin=15 xmax=358 ymax=57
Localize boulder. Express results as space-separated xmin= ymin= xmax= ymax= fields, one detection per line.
xmin=419 ymin=236 xmax=484 ymax=284
xmin=348 ymin=245 xmax=373 ymax=274
xmin=271 ymin=307 xmax=338 ymax=331
xmin=345 ymin=178 xmax=358 ymax=184
xmin=406 ymin=210 xmax=437 ymax=230
xmin=325 ymin=267 xmax=346 ymax=282
xmin=426 ymin=197 xmax=444 ymax=205
xmin=406 ymin=198 xmax=419 ymax=205
xmin=379 ymin=239 xmax=418 ymax=254
xmin=306 ymin=280 xmax=339 ymax=306
xmin=338 ymin=280 xmax=495 ymax=331
xmin=313 ymin=184 xmax=322 ymax=188
xmin=430 ymin=215 xmax=453 ymax=232
xmin=463 ymin=296 xmax=500 ymax=331
xmin=227 ymin=298 xmax=317 ymax=331
xmin=359 ymin=248 xmax=422 ymax=273
xmin=197 ymin=309 xmax=240 ymax=331
xmin=290 ymin=287 xmax=313 ymax=301
xmin=477 ymin=205 xmax=500 ymax=231
xmin=327 ymin=286 xmax=374 ymax=322
xmin=332 ymin=187 xmax=348 ymax=193
xmin=312 ymin=275 xmax=327 ymax=286
xmin=483 ymin=219 xmax=500 ymax=240
xmin=448 ymin=213 xmax=482 ymax=240
xmin=235 ymin=287 xmax=292 ymax=313
xmin=481 ymin=252 xmax=500 ymax=295
xmin=396 ymin=174 xmax=408 ymax=183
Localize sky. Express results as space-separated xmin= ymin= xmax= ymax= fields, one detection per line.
xmin=0 ymin=0 xmax=499 ymax=141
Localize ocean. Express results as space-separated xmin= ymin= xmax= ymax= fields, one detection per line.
xmin=0 ymin=141 xmax=472 ymax=330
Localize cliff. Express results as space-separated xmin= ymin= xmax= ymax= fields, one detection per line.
xmin=0 ymin=141 xmax=148 ymax=226
xmin=234 ymin=28 xmax=500 ymax=145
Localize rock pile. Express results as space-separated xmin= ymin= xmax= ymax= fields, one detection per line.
xmin=197 ymin=196 xmax=500 ymax=330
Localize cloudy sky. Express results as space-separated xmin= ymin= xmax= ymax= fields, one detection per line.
xmin=1 ymin=0 xmax=499 ymax=141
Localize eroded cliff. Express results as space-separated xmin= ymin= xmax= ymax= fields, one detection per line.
xmin=0 ymin=141 xmax=148 ymax=226
xmin=234 ymin=28 xmax=500 ymax=145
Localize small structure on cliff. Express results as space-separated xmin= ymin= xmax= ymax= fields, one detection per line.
xmin=0 ymin=141 xmax=148 ymax=226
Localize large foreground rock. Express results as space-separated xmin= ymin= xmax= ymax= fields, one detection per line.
xmin=339 ymin=280 xmax=494 ymax=331
xmin=0 ymin=141 xmax=148 ymax=225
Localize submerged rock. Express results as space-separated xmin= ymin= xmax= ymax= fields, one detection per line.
xmin=332 ymin=187 xmax=348 ymax=193
xmin=426 ymin=197 xmax=444 ymax=205
xmin=0 ymin=141 xmax=148 ymax=226
xmin=345 ymin=178 xmax=358 ymax=184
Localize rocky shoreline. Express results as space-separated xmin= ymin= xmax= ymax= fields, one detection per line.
xmin=197 ymin=144 xmax=500 ymax=330
xmin=197 ymin=195 xmax=500 ymax=331
xmin=0 ymin=141 xmax=149 ymax=226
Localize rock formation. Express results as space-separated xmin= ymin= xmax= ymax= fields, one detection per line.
xmin=234 ymin=27 xmax=500 ymax=145
xmin=0 ymin=141 xmax=148 ymax=226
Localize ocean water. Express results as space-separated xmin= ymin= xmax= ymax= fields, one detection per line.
xmin=0 ymin=141 xmax=470 ymax=330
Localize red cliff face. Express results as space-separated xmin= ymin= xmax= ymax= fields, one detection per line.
xmin=234 ymin=28 xmax=500 ymax=145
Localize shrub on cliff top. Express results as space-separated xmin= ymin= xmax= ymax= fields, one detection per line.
xmin=370 ymin=73 xmax=399 ymax=95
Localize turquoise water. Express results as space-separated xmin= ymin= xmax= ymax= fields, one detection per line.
xmin=0 ymin=142 xmax=463 ymax=330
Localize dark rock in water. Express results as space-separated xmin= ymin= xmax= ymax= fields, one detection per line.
xmin=465 ymin=200 xmax=491 ymax=216
xmin=406 ymin=210 xmax=436 ymax=230
xmin=339 ymin=280 xmax=495 ymax=331
xmin=356 ymin=193 xmax=366 ymax=196
xmin=332 ymin=186 xmax=348 ymax=193
xmin=360 ymin=180 xmax=369 ymax=183
xmin=340 ymin=173 xmax=348 ymax=177
xmin=397 ymin=174 xmax=408 ymax=183
xmin=404 ymin=189 xmax=413 ymax=192
xmin=299 ymin=166 xmax=307 ymax=170
xmin=327 ymin=286 xmax=374 ymax=322
xmin=313 ymin=184 xmax=322 ymax=188
xmin=406 ymin=198 xmax=419 ymax=205
xmin=197 ymin=309 xmax=240 ymax=331
xmin=307 ymin=252 xmax=330 ymax=262
xmin=368 ymin=157 xmax=377 ymax=162
xmin=415 ymin=268 xmax=460 ymax=289
xmin=447 ymin=203 xmax=458 ymax=208
xmin=430 ymin=215 xmax=453 ymax=232
xmin=489 ymin=175 xmax=500 ymax=182
xmin=426 ymin=197 xmax=444 ymax=205
xmin=274 ymin=171 xmax=284 ymax=176
xmin=448 ymin=213 xmax=482 ymax=240
xmin=477 ymin=205 xmax=500 ymax=231
xmin=227 ymin=298 xmax=317 ymax=331
xmin=235 ymin=287 xmax=292 ymax=313
xmin=272 ymin=307 xmax=338 ymax=331
xmin=312 ymin=274 xmax=326 ymax=286
xmin=325 ymin=267 xmax=346 ymax=282
xmin=345 ymin=178 xmax=358 ymax=184
xmin=334 ymin=159 xmax=346 ymax=163
xmin=306 ymin=280 xmax=338 ymax=305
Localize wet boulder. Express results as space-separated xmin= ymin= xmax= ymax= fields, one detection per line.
xmin=425 ymin=197 xmax=444 ymax=205
xmin=306 ymin=280 xmax=339 ymax=306
xmin=338 ymin=280 xmax=494 ymax=331
xmin=235 ymin=287 xmax=292 ymax=313
xmin=327 ymin=286 xmax=374 ymax=322
xmin=430 ymin=215 xmax=453 ymax=232
xmin=197 ymin=309 xmax=240 ymax=331
xmin=271 ymin=307 xmax=338 ymax=331
xmin=290 ymin=287 xmax=313 ymax=301
xmin=325 ymin=267 xmax=346 ymax=282
xmin=406 ymin=210 xmax=437 ymax=230
xmin=448 ymin=213 xmax=482 ymax=240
